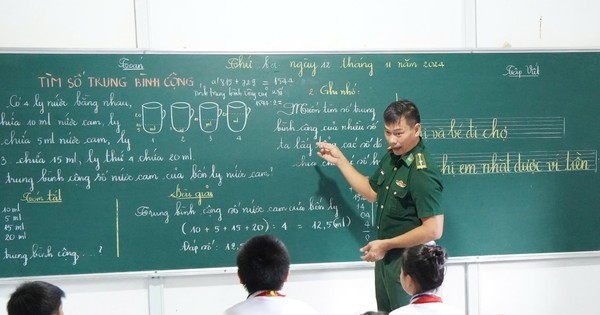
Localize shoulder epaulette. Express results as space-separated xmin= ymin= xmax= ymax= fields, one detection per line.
xmin=415 ymin=152 xmax=428 ymax=170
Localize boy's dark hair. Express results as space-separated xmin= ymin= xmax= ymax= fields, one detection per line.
xmin=401 ymin=244 xmax=448 ymax=293
xmin=236 ymin=234 xmax=290 ymax=294
xmin=7 ymin=281 xmax=65 ymax=315
xmin=383 ymin=99 xmax=421 ymax=127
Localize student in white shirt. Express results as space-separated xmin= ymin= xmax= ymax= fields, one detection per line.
xmin=390 ymin=244 xmax=462 ymax=315
xmin=223 ymin=234 xmax=319 ymax=315
xmin=7 ymin=281 xmax=66 ymax=315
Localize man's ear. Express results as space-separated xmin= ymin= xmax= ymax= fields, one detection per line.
xmin=414 ymin=122 xmax=422 ymax=136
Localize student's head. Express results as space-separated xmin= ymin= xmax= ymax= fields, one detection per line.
xmin=400 ymin=244 xmax=447 ymax=295
xmin=7 ymin=281 xmax=65 ymax=315
xmin=382 ymin=100 xmax=422 ymax=156
xmin=236 ymin=234 xmax=290 ymax=294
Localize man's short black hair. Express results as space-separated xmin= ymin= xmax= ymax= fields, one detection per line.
xmin=383 ymin=99 xmax=421 ymax=127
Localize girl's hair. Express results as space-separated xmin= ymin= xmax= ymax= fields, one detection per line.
xmin=401 ymin=244 xmax=448 ymax=293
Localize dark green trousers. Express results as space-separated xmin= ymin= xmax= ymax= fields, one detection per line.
xmin=374 ymin=249 xmax=411 ymax=312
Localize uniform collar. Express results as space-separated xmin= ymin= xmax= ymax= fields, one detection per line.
xmin=392 ymin=138 xmax=425 ymax=167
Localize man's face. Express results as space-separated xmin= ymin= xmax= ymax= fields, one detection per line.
xmin=384 ymin=116 xmax=421 ymax=157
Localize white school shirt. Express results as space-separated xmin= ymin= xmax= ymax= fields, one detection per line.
xmin=223 ymin=290 xmax=319 ymax=315
xmin=390 ymin=293 xmax=463 ymax=315
xmin=389 ymin=303 xmax=463 ymax=315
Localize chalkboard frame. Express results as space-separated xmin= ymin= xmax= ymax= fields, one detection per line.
xmin=1 ymin=49 xmax=599 ymax=278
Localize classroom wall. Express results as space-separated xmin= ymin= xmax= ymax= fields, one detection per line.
xmin=2 ymin=0 xmax=600 ymax=50
xmin=1 ymin=1 xmax=599 ymax=315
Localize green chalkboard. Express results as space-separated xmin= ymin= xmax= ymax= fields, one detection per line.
xmin=1 ymin=52 xmax=599 ymax=278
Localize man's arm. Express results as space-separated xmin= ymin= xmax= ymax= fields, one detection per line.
xmin=316 ymin=142 xmax=377 ymax=202
xmin=360 ymin=215 xmax=444 ymax=262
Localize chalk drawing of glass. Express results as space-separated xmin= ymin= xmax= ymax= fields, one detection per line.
xmin=198 ymin=102 xmax=222 ymax=133
xmin=142 ymin=102 xmax=166 ymax=134
xmin=226 ymin=101 xmax=251 ymax=132
xmin=170 ymin=102 xmax=194 ymax=133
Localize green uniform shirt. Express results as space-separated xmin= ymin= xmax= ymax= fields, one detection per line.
xmin=368 ymin=139 xmax=444 ymax=312
xmin=368 ymin=139 xmax=443 ymax=240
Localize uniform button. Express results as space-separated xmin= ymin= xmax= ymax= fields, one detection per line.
xmin=380 ymin=205 xmax=384 ymax=209
xmin=394 ymin=192 xmax=397 ymax=195
xmin=394 ymin=167 xmax=397 ymax=171
xmin=385 ymin=186 xmax=389 ymax=190
xmin=377 ymin=226 xmax=380 ymax=229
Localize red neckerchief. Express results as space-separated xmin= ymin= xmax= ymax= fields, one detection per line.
xmin=255 ymin=290 xmax=286 ymax=297
xmin=410 ymin=293 xmax=443 ymax=304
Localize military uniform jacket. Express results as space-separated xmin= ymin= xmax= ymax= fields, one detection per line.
xmin=368 ymin=140 xmax=443 ymax=240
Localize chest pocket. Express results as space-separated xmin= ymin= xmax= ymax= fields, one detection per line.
xmin=377 ymin=168 xmax=411 ymax=202
xmin=389 ymin=171 xmax=415 ymax=212
xmin=391 ymin=177 xmax=409 ymax=200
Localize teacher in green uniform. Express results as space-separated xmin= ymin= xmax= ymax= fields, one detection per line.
xmin=316 ymin=99 xmax=444 ymax=313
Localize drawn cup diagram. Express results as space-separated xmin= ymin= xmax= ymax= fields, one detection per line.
xmin=198 ymin=101 xmax=222 ymax=133
xmin=226 ymin=101 xmax=252 ymax=133
xmin=199 ymin=101 xmax=251 ymax=133
xmin=141 ymin=101 xmax=251 ymax=134
xmin=141 ymin=102 xmax=166 ymax=134
xmin=170 ymin=102 xmax=195 ymax=133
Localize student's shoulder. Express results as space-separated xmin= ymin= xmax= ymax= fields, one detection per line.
xmin=285 ymin=298 xmax=320 ymax=315
xmin=222 ymin=300 xmax=247 ymax=315
xmin=391 ymin=303 xmax=463 ymax=315
xmin=389 ymin=305 xmax=411 ymax=315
